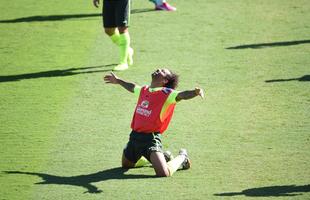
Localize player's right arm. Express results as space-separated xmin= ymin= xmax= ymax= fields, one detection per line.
xmin=176 ymin=87 xmax=204 ymax=101
xmin=103 ymin=72 xmax=137 ymax=93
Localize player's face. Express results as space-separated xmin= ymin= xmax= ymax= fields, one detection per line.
xmin=152 ymin=68 xmax=171 ymax=80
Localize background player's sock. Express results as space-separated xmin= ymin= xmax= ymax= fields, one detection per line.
xmin=127 ymin=47 xmax=134 ymax=66
xmin=110 ymin=31 xmax=120 ymax=45
xmin=119 ymin=32 xmax=130 ymax=64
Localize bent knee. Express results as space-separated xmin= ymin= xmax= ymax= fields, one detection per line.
xmin=122 ymin=160 xmax=135 ymax=168
xmin=122 ymin=157 xmax=136 ymax=168
xmin=122 ymin=164 xmax=133 ymax=169
xmin=104 ymin=28 xmax=115 ymax=36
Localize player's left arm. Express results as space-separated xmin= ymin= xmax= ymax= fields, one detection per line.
xmin=175 ymin=87 xmax=204 ymax=102
xmin=103 ymin=72 xmax=137 ymax=93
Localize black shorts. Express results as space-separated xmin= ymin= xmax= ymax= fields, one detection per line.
xmin=103 ymin=0 xmax=131 ymax=28
xmin=123 ymin=131 xmax=163 ymax=163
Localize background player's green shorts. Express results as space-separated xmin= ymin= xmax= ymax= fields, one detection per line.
xmin=123 ymin=131 xmax=163 ymax=163
xmin=103 ymin=0 xmax=131 ymax=28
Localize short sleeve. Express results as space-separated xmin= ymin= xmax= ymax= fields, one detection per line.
xmin=166 ymin=89 xmax=180 ymax=104
xmin=134 ymin=85 xmax=142 ymax=97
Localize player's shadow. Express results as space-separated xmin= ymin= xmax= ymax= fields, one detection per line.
xmin=131 ymin=8 xmax=156 ymax=14
xmin=4 ymin=167 xmax=155 ymax=194
xmin=265 ymin=75 xmax=310 ymax=83
xmin=0 ymin=64 xmax=115 ymax=83
xmin=226 ymin=39 xmax=310 ymax=49
xmin=214 ymin=184 xmax=310 ymax=197
xmin=0 ymin=9 xmax=155 ymax=23
xmin=0 ymin=13 xmax=101 ymax=23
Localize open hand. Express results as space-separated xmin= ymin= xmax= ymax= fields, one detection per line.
xmin=104 ymin=72 xmax=119 ymax=84
xmin=195 ymin=87 xmax=205 ymax=99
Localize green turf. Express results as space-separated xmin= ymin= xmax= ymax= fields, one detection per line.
xmin=1 ymin=0 xmax=309 ymax=199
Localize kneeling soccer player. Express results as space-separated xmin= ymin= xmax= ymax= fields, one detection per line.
xmin=104 ymin=68 xmax=204 ymax=176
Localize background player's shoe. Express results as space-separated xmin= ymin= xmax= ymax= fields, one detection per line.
xmin=113 ymin=63 xmax=128 ymax=71
xmin=179 ymin=148 xmax=191 ymax=170
xmin=127 ymin=47 xmax=134 ymax=66
xmin=155 ymin=2 xmax=177 ymax=11
xmin=163 ymin=150 xmax=174 ymax=162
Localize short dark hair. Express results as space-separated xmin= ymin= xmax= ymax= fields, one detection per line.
xmin=164 ymin=70 xmax=179 ymax=89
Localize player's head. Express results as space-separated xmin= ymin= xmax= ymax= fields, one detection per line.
xmin=151 ymin=68 xmax=179 ymax=89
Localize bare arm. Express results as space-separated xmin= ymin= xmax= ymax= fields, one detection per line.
xmin=176 ymin=87 xmax=204 ymax=102
xmin=103 ymin=72 xmax=137 ymax=93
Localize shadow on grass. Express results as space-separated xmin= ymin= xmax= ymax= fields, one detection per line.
xmin=265 ymin=75 xmax=310 ymax=83
xmin=0 ymin=9 xmax=155 ymax=23
xmin=0 ymin=13 xmax=101 ymax=23
xmin=214 ymin=184 xmax=310 ymax=197
xmin=0 ymin=64 xmax=115 ymax=83
xmin=131 ymin=8 xmax=156 ymax=14
xmin=226 ymin=40 xmax=310 ymax=49
xmin=4 ymin=167 xmax=155 ymax=194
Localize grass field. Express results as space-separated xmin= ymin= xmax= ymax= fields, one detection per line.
xmin=1 ymin=0 xmax=309 ymax=199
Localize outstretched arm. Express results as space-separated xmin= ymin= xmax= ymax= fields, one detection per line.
xmin=176 ymin=87 xmax=204 ymax=102
xmin=103 ymin=72 xmax=137 ymax=93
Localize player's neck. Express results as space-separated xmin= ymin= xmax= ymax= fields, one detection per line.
xmin=150 ymin=82 xmax=164 ymax=89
